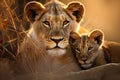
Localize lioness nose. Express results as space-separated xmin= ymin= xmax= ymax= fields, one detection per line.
xmin=50 ymin=37 xmax=64 ymax=43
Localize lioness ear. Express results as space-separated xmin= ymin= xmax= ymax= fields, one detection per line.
xmin=66 ymin=2 xmax=84 ymax=23
xmin=24 ymin=1 xmax=45 ymax=23
xmin=89 ymin=30 xmax=104 ymax=45
xmin=69 ymin=32 xmax=80 ymax=45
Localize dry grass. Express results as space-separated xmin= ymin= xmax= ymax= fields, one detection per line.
xmin=0 ymin=0 xmax=27 ymax=60
xmin=0 ymin=0 xmax=50 ymax=60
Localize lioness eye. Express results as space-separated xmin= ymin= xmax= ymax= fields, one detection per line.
xmin=63 ymin=20 xmax=69 ymax=28
xmin=43 ymin=21 xmax=50 ymax=28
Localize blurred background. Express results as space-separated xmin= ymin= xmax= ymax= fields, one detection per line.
xmin=0 ymin=0 xmax=120 ymax=59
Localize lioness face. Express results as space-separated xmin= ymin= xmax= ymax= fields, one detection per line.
xmin=69 ymin=30 xmax=104 ymax=69
xmin=34 ymin=11 xmax=75 ymax=56
xmin=24 ymin=1 xmax=84 ymax=56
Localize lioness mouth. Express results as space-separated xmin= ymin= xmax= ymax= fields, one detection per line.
xmin=47 ymin=46 xmax=65 ymax=50
xmin=54 ymin=45 xmax=60 ymax=48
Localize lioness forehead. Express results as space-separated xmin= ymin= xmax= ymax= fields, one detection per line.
xmin=44 ymin=1 xmax=66 ymax=15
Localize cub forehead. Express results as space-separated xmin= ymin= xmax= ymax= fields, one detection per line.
xmin=75 ymin=35 xmax=89 ymax=44
xmin=81 ymin=35 xmax=89 ymax=42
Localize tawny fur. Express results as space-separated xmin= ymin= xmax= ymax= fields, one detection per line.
xmin=1 ymin=0 xmax=119 ymax=80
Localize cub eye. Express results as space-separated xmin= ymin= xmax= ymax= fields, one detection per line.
xmin=88 ymin=47 xmax=94 ymax=52
xmin=63 ymin=20 xmax=69 ymax=28
xmin=75 ymin=48 xmax=80 ymax=53
xmin=76 ymin=48 xmax=80 ymax=51
xmin=43 ymin=21 xmax=50 ymax=28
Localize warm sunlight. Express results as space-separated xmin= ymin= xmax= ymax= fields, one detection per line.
xmin=0 ymin=0 xmax=120 ymax=80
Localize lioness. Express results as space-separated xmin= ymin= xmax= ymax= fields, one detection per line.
xmin=19 ymin=0 xmax=84 ymax=74
xmin=69 ymin=29 xmax=120 ymax=69
xmin=14 ymin=0 xmax=120 ymax=80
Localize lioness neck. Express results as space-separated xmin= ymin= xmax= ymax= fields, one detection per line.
xmin=40 ymin=47 xmax=81 ymax=74
xmin=20 ymin=37 xmax=80 ymax=74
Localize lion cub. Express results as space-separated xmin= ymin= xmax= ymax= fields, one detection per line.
xmin=69 ymin=30 xmax=107 ymax=69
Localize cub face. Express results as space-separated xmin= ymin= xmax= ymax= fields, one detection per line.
xmin=69 ymin=30 xmax=104 ymax=69
xmin=24 ymin=0 xmax=84 ymax=56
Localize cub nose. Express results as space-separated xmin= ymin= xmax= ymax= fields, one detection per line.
xmin=81 ymin=55 xmax=88 ymax=61
xmin=50 ymin=37 xmax=64 ymax=43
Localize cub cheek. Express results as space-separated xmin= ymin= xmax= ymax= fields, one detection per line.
xmin=85 ymin=60 xmax=91 ymax=64
xmin=75 ymin=52 xmax=80 ymax=57
xmin=78 ymin=60 xmax=84 ymax=65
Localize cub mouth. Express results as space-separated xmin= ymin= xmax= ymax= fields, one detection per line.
xmin=81 ymin=63 xmax=93 ymax=69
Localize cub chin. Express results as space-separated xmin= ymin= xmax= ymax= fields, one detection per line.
xmin=69 ymin=30 xmax=107 ymax=69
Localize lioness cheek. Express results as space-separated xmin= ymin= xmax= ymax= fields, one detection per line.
xmin=58 ymin=41 xmax=68 ymax=48
xmin=45 ymin=41 xmax=56 ymax=49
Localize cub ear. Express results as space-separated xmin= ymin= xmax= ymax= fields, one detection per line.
xmin=24 ymin=1 xmax=45 ymax=23
xmin=89 ymin=30 xmax=104 ymax=45
xmin=66 ymin=2 xmax=84 ymax=23
xmin=69 ymin=32 xmax=80 ymax=45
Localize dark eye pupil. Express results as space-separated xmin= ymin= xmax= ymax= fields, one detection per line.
xmin=63 ymin=20 xmax=69 ymax=25
xmin=76 ymin=48 xmax=80 ymax=51
xmin=88 ymin=47 xmax=93 ymax=51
